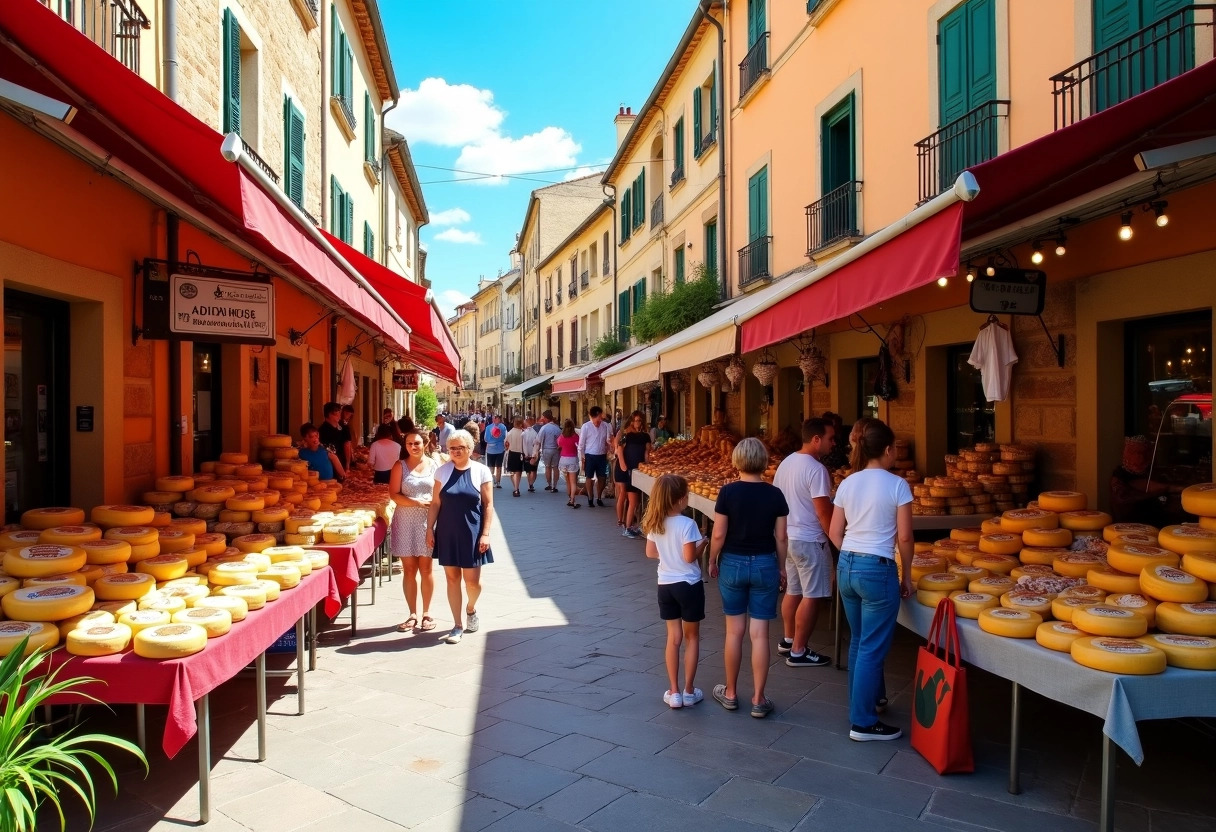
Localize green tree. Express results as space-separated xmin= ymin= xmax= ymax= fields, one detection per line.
xmin=592 ymin=332 xmax=626 ymax=359
xmin=414 ymin=382 xmax=438 ymax=428
xmin=629 ymin=263 xmax=719 ymax=343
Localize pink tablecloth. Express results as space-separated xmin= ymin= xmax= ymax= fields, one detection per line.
xmin=44 ymin=566 xmax=339 ymax=758
xmin=312 ymin=520 xmax=385 ymax=599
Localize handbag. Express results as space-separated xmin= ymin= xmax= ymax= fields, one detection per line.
xmin=910 ymin=599 xmax=973 ymax=774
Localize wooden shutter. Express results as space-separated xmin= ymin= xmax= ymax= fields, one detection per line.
xmin=344 ymin=40 xmax=354 ymax=104
xmin=222 ymin=8 xmax=240 ymax=134
xmin=346 ymin=193 xmax=354 ymax=244
xmin=673 ymin=119 xmax=684 ymax=170
xmin=674 ymin=248 xmax=685 ymax=285
xmin=284 ymin=98 xmax=305 ymax=208
xmin=704 ymin=221 xmax=717 ymax=275
xmin=692 ymin=88 xmax=703 ymax=149
xmin=364 ymin=222 xmax=374 ymax=257
xmin=709 ymin=63 xmax=718 ymax=134
xmin=330 ymin=6 xmax=339 ymax=95
xmin=748 ymin=167 xmax=768 ymax=241
xmin=364 ymin=93 xmax=375 ymax=162
xmin=329 ymin=175 xmax=337 ymax=235
xmin=618 ymin=290 xmax=631 ymax=329
xmin=938 ymin=0 xmax=995 ymax=126
xmin=620 ymin=189 xmax=631 ymax=239
xmin=748 ymin=0 xmax=765 ymax=46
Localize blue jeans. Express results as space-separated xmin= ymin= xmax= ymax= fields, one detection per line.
xmin=837 ymin=550 xmax=900 ymax=728
xmin=717 ymin=553 xmax=780 ymax=619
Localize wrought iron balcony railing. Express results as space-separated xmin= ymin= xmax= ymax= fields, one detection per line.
xmin=50 ymin=0 xmax=150 ymax=75
xmin=670 ymin=165 xmax=685 ymax=189
xmin=915 ymin=99 xmax=1009 ymax=204
xmin=739 ymin=33 xmax=770 ymax=100
xmin=568 ymin=280 xmax=578 ymax=298
xmin=545 ymin=358 xmax=553 ymax=371
xmin=694 ymin=128 xmax=717 ymax=159
xmin=580 ymin=270 xmax=590 ymax=288
xmin=525 ymin=362 xmax=540 ymax=379
xmin=569 ymin=349 xmax=578 ymax=365
xmin=580 ymin=345 xmax=590 ymax=362
xmin=738 ymin=236 xmax=773 ymax=289
xmin=806 ymin=181 xmax=862 ymax=255
xmin=332 ymin=95 xmax=357 ymax=131
xmin=650 ymin=194 xmax=665 ymax=229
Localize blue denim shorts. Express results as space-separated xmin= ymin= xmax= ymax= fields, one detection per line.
xmin=717 ymin=552 xmax=780 ymax=619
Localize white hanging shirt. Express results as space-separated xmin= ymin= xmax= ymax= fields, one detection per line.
xmin=968 ymin=324 xmax=1018 ymax=402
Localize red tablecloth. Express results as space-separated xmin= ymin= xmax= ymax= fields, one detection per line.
xmin=43 ymin=566 xmax=339 ymax=758
xmin=313 ymin=520 xmax=384 ymax=599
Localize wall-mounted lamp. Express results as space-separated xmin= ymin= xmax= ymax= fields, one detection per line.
xmin=985 ymin=256 xmax=996 ymax=277
xmin=1149 ymin=200 xmax=1169 ymax=227
xmin=966 ymin=264 xmax=976 ymax=283
xmin=1119 ymin=211 xmax=1134 ymax=241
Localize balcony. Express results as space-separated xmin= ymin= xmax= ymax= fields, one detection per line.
xmin=670 ymin=165 xmax=685 ymax=189
xmin=568 ymin=280 xmax=578 ymax=299
xmin=479 ymin=318 xmax=499 ymax=336
xmin=569 ymin=349 xmax=578 ymax=365
xmin=525 ymin=362 xmax=540 ymax=379
xmin=602 ymin=259 xmax=611 ymax=277
xmin=915 ymin=99 xmax=1009 ymax=204
xmin=580 ymin=345 xmax=590 ymax=362
xmin=544 ymin=298 xmax=553 ymax=313
xmin=557 ymin=352 xmax=565 ymax=369
xmin=806 ymin=181 xmax=862 ymax=256
xmin=364 ymin=158 xmax=381 ymax=183
xmin=1050 ymin=5 xmax=1214 ymax=129
xmin=739 ymin=33 xmax=770 ymax=101
xmin=330 ymin=94 xmax=357 ymax=139
xmin=650 ymin=194 xmax=665 ymax=229
xmin=49 ymin=0 xmax=151 ymax=74
xmin=580 ymin=270 xmax=590 ymax=288
xmin=545 ymin=358 xmax=553 ymax=371
xmin=505 ymin=317 xmax=519 ymax=331
xmin=694 ymin=128 xmax=717 ymax=159
xmin=738 ymin=236 xmax=773 ymax=289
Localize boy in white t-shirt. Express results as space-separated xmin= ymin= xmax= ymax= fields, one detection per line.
xmin=642 ymin=474 xmax=709 ymax=709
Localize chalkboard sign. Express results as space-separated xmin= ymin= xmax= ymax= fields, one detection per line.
xmin=969 ymin=268 xmax=1046 ymax=316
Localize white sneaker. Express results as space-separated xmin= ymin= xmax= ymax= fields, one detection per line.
xmin=662 ymin=690 xmax=683 ymax=709
xmin=444 ymin=628 xmax=464 ymax=644
xmin=681 ymin=688 xmax=704 ymax=707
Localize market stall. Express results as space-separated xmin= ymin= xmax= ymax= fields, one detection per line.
xmin=313 ymin=519 xmax=387 ymax=636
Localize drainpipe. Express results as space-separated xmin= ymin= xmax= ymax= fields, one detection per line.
xmin=320 ymin=0 xmax=328 ymax=228
xmin=163 ymin=0 xmax=178 ymax=102
xmin=167 ymin=214 xmax=182 ymax=473
xmin=330 ymin=317 xmax=339 ymax=400
xmin=700 ymin=0 xmax=727 ymax=300
xmin=603 ymin=182 xmax=619 ymax=418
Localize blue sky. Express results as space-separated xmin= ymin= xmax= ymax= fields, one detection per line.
xmin=380 ymin=1 xmax=696 ymax=316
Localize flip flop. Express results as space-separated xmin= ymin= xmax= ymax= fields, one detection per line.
xmin=419 ymin=615 xmax=436 ymax=631
xmin=397 ymin=615 xmax=418 ymax=632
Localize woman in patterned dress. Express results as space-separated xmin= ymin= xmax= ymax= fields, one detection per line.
xmin=389 ymin=430 xmax=439 ymax=632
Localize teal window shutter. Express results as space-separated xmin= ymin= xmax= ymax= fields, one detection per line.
xmin=344 ymin=40 xmax=354 ymax=104
xmin=748 ymin=0 xmax=766 ymax=47
xmin=283 ymin=97 xmax=306 ymax=208
xmin=346 ymin=193 xmax=354 ymax=244
xmin=329 ymin=175 xmax=337 ymax=235
xmin=674 ymin=248 xmax=685 ymax=285
xmin=330 ymin=6 xmax=339 ymax=94
xmin=748 ymin=167 xmax=769 ymax=240
xmin=673 ymin=118 xmax=684 ymax=171
xmin=363 ymin=221 xmax=374 ymax=257
xmin=704 ymin=220 xmax=718 ymax=276
xmin=620 ymin=189 xmax=631 ymax=241
xmin=618 ymin=289 xmax=631 ymax=331
xmin=222 ymin=9 xmax=240 ymax=134
xmin=938 ymin=0 xmax=995 ymax=125
xmin=634 ymin=171 xmax=645 ymax=228
xmin=709 ymin=63 xmax=718 ymax=135
xmin=364 ymin=93 xmax=375 ymax=162
xmin=692 ymin=88 xmax=703 ymax=149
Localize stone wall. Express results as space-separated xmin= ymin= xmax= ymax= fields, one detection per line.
xmin=122 ymin=333 xmax=158 ymax=496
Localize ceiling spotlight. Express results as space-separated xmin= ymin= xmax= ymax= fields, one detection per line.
xmin=1054 ymin=235 xmax=1067 ymax=256
xmin=1119 ymin=211 xmax=1134 ymax=241
xmin=937 ymin=276 xmax=949 ymax=288
xmin=985 ymin=256 xmax=997 ymax=277
xmin=966 ymin=265 xmax=977 ymax=283
xmin=1151 ymin=200 xmax=1169 ymax=227
xmin=1030 ymin=242 xmax=1044 ymax=265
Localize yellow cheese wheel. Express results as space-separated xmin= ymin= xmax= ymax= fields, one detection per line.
xmin=93 ymin=572 xmax=157 ymax=601
xmin=947 ymin=564 xmax=988 ymax=582
xmin=91 ymin=505 xmax=155 ymax=527
xmin=972 ymin=554 xmax=1019 ymax=575
xmin=173 ymin=606 xmax=232 ymax=637
xmin=272 ymin=447 xmax=299 ymax=459
xmin=1001 ymin=592 xmax=1054 ymax=617
xmin=194 ymin=533 xmax=229 ymax=557
xmin=240 ymin=553 xmax=272 ymax=571
xmin=1022 ymin=527 xmax=1072 ymax=548
xmin=1158 ymin=524 xmax=1216 ymax=555
xmin=323 ymin=525 xmax=360 ymax=545
xmin=134 ymin=623 xmax=208 ymax=658
xmin=21 ymin=507 xmax=87 ymax=529
xmin=216 ymin=584 xmax=267 ymax=610
xmin=1200 ymin=516 xmax=1216 ymax=531
xmin=1106 ymin=542 xmax=1179 ymax=575
xmin=138 ymin=595 xmax=187 ymax=615
xmin=949 ymin=526 xmax=983 ymax=543
xmin=1037 ymin=491 xmax=1087 ymax=512
xmin=1155 ymin=601 xmax=1216 ymax=636
xmin=284 ymin=515 xmax=317 ymax=534
xmin=1086 ymin=565 xmax=1143 ymax=595
xmin=156 ymin=475 xmax=196 ymax=493
xmin=1052 ymin=553 xmax=1107 ymax=578
xmin=282 ymin=556 xmax=312 ymax=576
xmin=233 ymin=534 xmax=276 ymax=553
xmin=1059 ymin=585 xmax=1107 ymax=603
xmin=1037 ymin=621 xmax=1085 ymax=652
xmin=208 ymin=562 xmax=259 ymax=586
xmin=212 ymin=478 xmax=248 ymax=494
xmin=39 ymin=525 xmax=102 ymax=546
xmin=92 ymin=599 xmax=137 ymax=616
xmin=1018 ymin=546 xmax=1070 ymax=566
xmin=67 ymin=623 xmax=133 ymax=656
xmin=1059 ymin=510 xmax=1112 ymax=532
xmin=259 ymin=564 xmax=301 ymax=589
xmin=188 ymin=485 xmax=235 ymax=504
xmin=119 ymin=609 xmax=172 ymax=635
xmin=305 ymin=551 xmax=329 ymax=570
xmin=1071 ymin=637 xmax=1165 ymax=675
xmin=154 ymin=584 xmax=212 ymax=606
xmin=0 ymin=530 xmax=45 ymax=550
xmin=1103 ymin=523 xmax=1158 ymax=543
xmin=1051 ymin=597 xmax=1100 ymax=622
xmin=970 ymin=575 xmax=1015 ymax=596
xmin=3 ymin=545 xmax=87 ymax=578
xmin=155 ymin=531 xmax=194 ymax=555
xmin=1136 ymin=633 xmax=1216 ymax=670
xmin=253 ymin=489 xmax=279 ymax=506
xmin=910 ymin=557 xmax=947 ymax=584
xmin=916 ymin=589 xmax=950 ymax=608
xmin=281 ymin=492 xmax=304 ymax=506
xmin=226 ymin=494 xmax=265 ymax=512
xmin=261 ymin=434 xmax=294 ymax=449
xmin=978 ymin=607 xmax=1042 ymax=638
xmin=234 ymin=464 xmax=264 ymax=479
xmin=1001 ymin=508 xmax=1058 ymax=533
xmin=251 ymin=508 xmax=290 ymax=525
xmin=284 ymin=533 xmax=317 ymax=547
xmin=262 ymin=546 xmax=306 ymax=563
xmin=177 ymin=549 xmax=208 ymax=569
xmin=978 ymin=534 xmax=1022 ymax=556
xmin=80 ymin=539 xmax=132 ymax=565
xmin=169 ymin=518 xmax=208 ymax=537
xmin=104 ymin=526 xmax=159 ymax=546
xmin=195 ymin=594 xmax=248 ymax=621
xmin=149 ymin=511 xmax=173 ymax=528
xmin=254 ymin=579 xmax=281 ymax=601
xmin=0 ymin=620 xmax=60 ymax=656
xmin=1181 ymin=551 xmax=1216 ymax=583
xmin=0 ymin=576 xmax=20 ymax=598
xmin=950 ymin=545 xmax=982 ymax=566
xmin=135 ymin=554 xmax=189 ymax=582
xmin=2 ymin=584 xmax=94 ymax=621
xmin=217 ymin=510 xmax=251 ymax=524
xmin=980 ymin=517 xmax=1005 ymax=535
xmin=949 ymin=591 xmax=999 ymax=618
xmin=218 ymin=452 xmax=249 ymax=465
xmin=1140 ymin=564 xmax=1209 ymax=603
xmin=1071 ymin=605 xmax=1149 ymax=638
xmin=57 ymin=609 xmax=116 ymax=639
xmin=23 ymin=573 xmax=88 ymax=588
xmin=1181 ymin=482 xmax=1216 ymax=517
xmin=1111 ymin=533 xmax=1159 ymax=548
xmin=1105 ymin=593 xmax=1157 ymax=627
xmin=126 ymin=541 xmax=160 ymax=563
xmin=1011 ymin=564 xmax=1056 ymax=581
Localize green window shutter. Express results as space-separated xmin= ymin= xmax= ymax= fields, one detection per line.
xmin=709 ymin=63 xmax=718 ymax=134
xmin=284 ymin=98 xmax=306 ymax=208
xmin=674 ymin=248 xmax=685 ymax=285
xmin=821 ymin=93 xmax=855 ymax=193
xmin=330 ymin=6 xmax=339 ymax=94
xmin=329 ymin=175 xmax=337 ymax=235
xmin=618 ymin=290 xmax=631 ymax=331
xmin=673 ymin=119 xmax=684 ymax=170
xmin=748 ymin=0 xmax=766 ymax=46
xmin=704 ymin=221 xmax=718 ymax=276
xmin=692 ymin=88 xmax=703 ymax=148
xmin=364 ymin=93 xmax=374 ymax=162
xmin=363 ymin=221 xmax=374 ymax=257
xmin=344 ymin=40 xmax=354 ymax=104
xmin=938 ymin=0 xmax=995 ymax=125
xmin=634 ymin=171 xmax=646 ymax=228
xmin=346 ymin=193 xmax=354 ymax=244
xmin=620 ymin=189 xmax=631 ymax=240
xmin=222 ymin=9 xmax=240 ymax=134
xmin=748 ymin=167 xmax=768 ymax=240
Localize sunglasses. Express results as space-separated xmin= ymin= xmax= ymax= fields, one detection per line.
xmin=448 ymin=447 xmax=469 ymax=453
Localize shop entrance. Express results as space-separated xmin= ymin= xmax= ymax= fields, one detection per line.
xmin=946 ymin=343 xmax=994 ymax=453
xmin=192 ymin=343 xmax=222 ymax=464
xmin=276 ymin=356 xmax=291 ymax=434
xmin=3 ymin=289 xmax=70 ymax=522
xmin=857 ymin=357 xmax=879 ymax=421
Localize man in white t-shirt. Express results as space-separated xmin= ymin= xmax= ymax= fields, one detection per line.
xmin=577 ymin=406 xmax=614 ymax=508
xmin=519 ymin=416 xmax=541 ymax=492
xmin=772 ymin=417 xmax=835 ymax=668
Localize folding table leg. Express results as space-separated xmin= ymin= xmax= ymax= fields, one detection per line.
xmin=308 ymin=606 xmax=318 ymax=670
xmin=197 ymin=693 xmax=211 ymax=824
xmin=371 ymin=548 xmax=377 ymax=604
xmin=256 ymin=652 xmax=267 ymax=762
xmin=1099 ymin=734 xmax=1116 ymax=832
xmin=135 ymin=704 xmax=146 ymax=753
xmin=295 ymin=615 xmax=306 ymax=715
xmin=350 ymin=582 xmax=358 ymax=636
xmin=1008 ymin=681 xmax=1022 ymax=795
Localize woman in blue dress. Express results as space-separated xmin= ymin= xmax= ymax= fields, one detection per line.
xmin=426 ymin=429 xmax=494 ymax=644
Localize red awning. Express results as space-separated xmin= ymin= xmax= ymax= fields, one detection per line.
xmin=550 ymin=378 xmax=586 ymax=395
xmin=0 ymin=0 xmax=409 ymax=352
xmin=741 ymin=203 xmax=964 ymax=353
xmin=319 ymin=232 xmax=460 ymax=382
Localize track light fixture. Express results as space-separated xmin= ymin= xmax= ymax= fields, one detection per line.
xmin=1030 ymin=242 xmax=1044 ymax=265
xmin=1054 ymin=234 xmax=1067 ymax=256
xmin=1119 ymin=211 xmax=1134 ymax=241
xmin=985 ymin=256 xmax=996 ymax=277
xmin=1150 ymin=200 xmax=1169 ymax=227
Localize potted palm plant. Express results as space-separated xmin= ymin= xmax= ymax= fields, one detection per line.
xmin=0 ymin=638 xmax=146 ymax=832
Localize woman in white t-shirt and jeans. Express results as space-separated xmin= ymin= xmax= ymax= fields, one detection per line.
xmin=828 ymin=418 xmax=914 ymax=742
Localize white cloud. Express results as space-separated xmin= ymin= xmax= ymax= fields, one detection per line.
xmin=455 ymin=127 xmax=581 ymax=186
xmin=436 ymin=289 xmax=472 ymax=319
xmin=390 ymin=78 xmax=503 ymax=146
xmin=434 ymin=228 xmax=483 ymax=245
xmin=430 ymin=207 xmax=471 ymax=226
xmin=563 ymin=165 xmax=604 ymax=181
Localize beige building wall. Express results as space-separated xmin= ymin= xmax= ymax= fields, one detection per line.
xmin=473 ymin=278 xmax=503 ymax=408
xmin=537 ymin=208 xmax=615 ymax=372
xmin=450 ymin=305 xmax=478 ymax=413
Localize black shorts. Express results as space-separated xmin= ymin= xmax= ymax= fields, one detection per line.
xmin=584 ymin=454 xmax=608 ymax=480
xmin=506 ymin=451 xmax=524 ymax=473
xmin=486 ymin=452 xmax=504 ymax=468
xmin=657 ymin=581 xmax=706 ymax=622
xmin=372 ymin=469 xmax=391 ymax=484
xmin=614 ymin=464 xmax=631 ymax=484
xmin=523 ymin=458 xmax=538 ymax=473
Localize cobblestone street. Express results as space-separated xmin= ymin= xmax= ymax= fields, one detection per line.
xmin=76 ymin=485 xmax=1214 ymax=831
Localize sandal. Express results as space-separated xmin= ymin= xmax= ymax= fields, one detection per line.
xmin=397 ymin=615 xmax=418 ymax=633
xmin=418 ymin=615 xmax=436 ymax=631
xmin=513 ymin=490 xmax=520 ymax=497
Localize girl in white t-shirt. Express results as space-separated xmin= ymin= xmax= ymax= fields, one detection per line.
xmin=642 ymin=474 xmax=709 ymax=709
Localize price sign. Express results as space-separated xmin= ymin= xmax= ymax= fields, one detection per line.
xmin=969 ymin=268 xmax=1046 ymax=316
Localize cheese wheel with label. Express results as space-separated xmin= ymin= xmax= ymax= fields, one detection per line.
xmin=1110 ymin=533 xmax=1159 ymax=548
xmin=91 ymin=505 xmax=155 ymax=527
xmin=323 ymin=525 xmax=359 ymax=545
xmin=1155 ymin=601 xmax=1216 ymax=636
xmin=156 ymin=475 xmax=196 ymax=493
xmin=1181 ymin=483 xmax=1216 ymax=517
xmin=80 ymin=539 xmax=132 ymax=565
xmin=970 ymin=575 xmax=1015 ymax=596
xmin=948 ymin=564 xmax=988 ymax=582
xmin=154 ymin=584 xmax=212 ymax=606
xmin=1140 ymin=564 xmax=1209 ymax=603
xmin=233 ymin=534 xmax=276 ymax=554
xmin=950 ymin=545 xmax=982 ymax=567
xmin=208 ymin=562 xmax=259 ymax=586
xmin=1001 ymin=592 xmax=1054 ymax=617
xmin=1059 ymin=510 xmax=1112 ymax=532
xmin=949 ymin=591 xmax=999 ymax=618
xmin=910 ymin=557 xmax=947 ymax=584
xmin=1037 ymin=621 xmax=1085 ymax=652
xmin=0 ymin=530 xmax=45 ymax=550
xmin=1011 ymin=564 xmax=1055 ymax=581
xmin=262 ymin=546 xmax=306 ymax=563
xmin=1158 ymin=524 xmax=1216 ymax=555
xmin=949 ymin=526 xmax=983 ymax=543
xmin=1071 ymin=637 xmax=1165 ymax=675
xmin=104 ymin=525 xmax=158 ymax=546
xmin=1059 ymin=585 xmax=1107 ymax=603
xmin=57 ymin=609 xmax=116 ymax=639
xmin=0 ymin=576 xmax=19 ymax=598
xmin=1037 ymin=491 xmax=1087 ymax=512
xmin=254 ymin=579 xmax=281 ymax=601
xmin=21 ymin=507 xmax=87 ymax=530
xmin=1019 ymin=546 xmax=1071 ymax=566
xmin=972 ymin=554 xmax=1019 ymax=575
xmin=1086 ymin=565 xmax=1142 ymax=595
xmin=2 ymin=584 xmax=94 ymax=621
xmin=3 ymin=545 xmax=87 ymax=578
xmin=1051 ymin=597 xmax=1100 ymax=622
xmin=305 ymin=551 xmax=329 ymax=570
xmin=194 ymin=594 xmax=248 ymax=621
xmin=0 ymin=621 xmax=59 ymax=656
xmin=39 ymin=525 xmax=102 ymax=546
xmin=1001 ymin=508 xmax=1058 ymax=533
xmin=1105 ymin=593 xmax=1157 ymax=627
xmin=156 ymin=530 xmax=195 ymax=555
xmin=188 ymin=485 xmax=235 ymax=504
xmin=1106 ymin=542 xmax=1178 ymax=576
xmin=1052 ymin=553 xmax=1107 ymax=578
xmin=1178 ymin=551 xmax=1216 ymax=583
xmin=93 ymin=572 xmax=156 ymax=601
xmin=216 ymin=583 xmax=267 ymax=610
xmin=1022 ymin=527 xmax=1072 ymax=548
xmin=118 ymin=609 xmax=171 ymax=635
xmin=134 ymin=623 xmax=208 ymax=658
xmin=261 ymin=433 xmax=294 ymax=449
xmin=1103 ymin=523 xmax=1158 ymax=544
xmin=1136 ymin=633 xmax=1216 ymax=670
xmin=252 ymin=507 xmax=290 ymax=525
xmin=226 ymin=494 xmax=265 ymax=513
xmin=193 ymin=533 xmax=228 ymax=557
xmin=135 ymin=554 xmax=189 ymax=582
xmin=259 ymin=564 xmax=301 ymax=589
xmin=138 ymin=595 xmax=187 ymax=615
xmin=67 ymin=623 xmax=133 ymax=656
xmin=1071 ymin=605 xmax=1149 ymax=638
xmin=173 ymin=606 xmax=232 ymax=637
xmin=978 ymin=607 xmax=1042 ymax=638
xmin=916 ymin=588 xmax=951 ymax=608
xmin=23 ymin=573 xmax=88 ymax=588
xmin=978 ymin=534 xmax=1022 ymax=556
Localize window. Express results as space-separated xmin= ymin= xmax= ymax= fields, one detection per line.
xmin=282 ymin=96 xmax=305 ymax=208
xmin=620 ymin=189 xmax=633 ymax=243
xmin=330 ymin=7 xmax=354 ymax=115
xmin=363 ymin=221 xmax=374 ymax=258
xmin=590 ymin=241 xmax=598 ymax=277
xmin=363 ymin=92 xmax=376 ymax=164
xmin=222 ymin=9 xmax=241 ymax=134
xmin=632 ymin=170 xmax=646 ymax=230
xmin=704 ymin=220 xmax=718 ymax=277
xmin=672 ymin=117 xmax=685 ymax=182
xmin=618 ymin=289 xmax=631 ymax=334
xmin=673 ymin=247 xmax=685 ymax=285
xmin=330 ymin=176 xmax=353 ymax=244
xmin=602 ymin=232 xmax=611 ymax=274
xmin=693 ymin=68 xmax=717 ymax=157
xmin=747 ymin=0 xmax=767 ymax=48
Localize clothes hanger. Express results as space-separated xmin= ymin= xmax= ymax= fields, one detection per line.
xmin=981 ymin=314 xmax=1008 ymax=331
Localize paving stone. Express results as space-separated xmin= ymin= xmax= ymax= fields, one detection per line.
xmin=481 ymin=809 xmax=584 ymax=831
xmin=702 ymin=777 xmax=818 ymax=830
xmin=472 ymin=719 xmax=565 ymax=756
xmin=577 ymin=746 xmax=729 ymax=803
xmin=293 ymin=806 xmax=409 ymax=831
xmin=650 ymin=699 xmax=794 ymax=748
xmin=221 ymin=779 xmax=348 ymax=831
xmin=796 ymin=798 xmax=957 ymax=831
xmin=462 ymin=754 xmax=580 ymax=808
xmin=485 ymin=694 xmax=688 ymax=753
xmin=530 ymin=776 xmax=629 ymax=824
xmin=409 ymin=796 xmax=516 ymax=832
xmin=925 ymin=790 xmax=1095 ymax=832
xmin=525 ymin=733 xmax=617 ymax=769
xmin=582 ymin=791 xmax=775 ymax=832
xmin=769 ymin=723 xmax=900 ymax=774
xmin=881 ymin=750 xmax=1076 ymax=815
xmin=660 ymin=733 xmax=799 ymax=782
xmin=329 ymin=770 xmax=471 ymax=828
xmin=775 ymin=758 xmax=931 ymax=818
xmin=379 ymin=726 xmax=502 ymax=782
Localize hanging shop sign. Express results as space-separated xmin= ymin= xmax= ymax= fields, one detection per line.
xmin=392 ymin=368 xmax=419 ymax=391
xmin=136 ymin=259 xmax=276 ymax=346
xmin=969 ymin=268 xmax=1046 ymax=316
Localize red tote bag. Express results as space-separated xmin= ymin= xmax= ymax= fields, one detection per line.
xmin=910 ymin=599 xmax=973 ymax=774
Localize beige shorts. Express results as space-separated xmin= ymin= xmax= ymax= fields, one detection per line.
xmin=786 ymin=539 xmax=833 ymax=598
